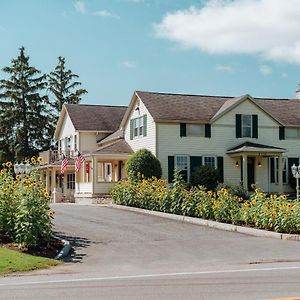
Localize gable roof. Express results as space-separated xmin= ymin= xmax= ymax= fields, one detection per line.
xmin=227 ymin=142 xmax=286 ymax=154
xmin=134 ymin=91 xmax=300 ymax=126
xmin=54 ymin=104 xmax=127 ymax=139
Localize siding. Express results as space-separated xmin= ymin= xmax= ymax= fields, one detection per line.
xmin=124 ymin=98 xmax=156 ymax=155
xmin=157 ymin=99 xmax=300 ymax=193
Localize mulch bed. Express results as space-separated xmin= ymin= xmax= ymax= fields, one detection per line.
xmin=1 ymin=238 xmax=63 ymax=259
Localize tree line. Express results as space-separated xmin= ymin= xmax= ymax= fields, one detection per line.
xmin=0 ymin=47 xmax=87 ymax=164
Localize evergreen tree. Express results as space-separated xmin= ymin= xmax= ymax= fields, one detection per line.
xmin=0 ymin=47 xmax=51 ymax=162
xmin=48 ymin=56 xmax=87 ymax=114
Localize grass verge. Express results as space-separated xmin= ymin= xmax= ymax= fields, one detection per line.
xmin=0 ymin=248 xmax=62 ymax=275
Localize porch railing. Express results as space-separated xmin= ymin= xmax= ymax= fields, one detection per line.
xmin=39 ymin=150 xmax=76 ymax=164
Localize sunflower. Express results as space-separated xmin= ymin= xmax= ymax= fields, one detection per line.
xmin=5 ymin=161 xmax=12 ymax=168
xmin=37 ymin=156 xmax=43 ymax=163
xmin=31 ymin=157 xmax=36 ymax=164
xmin=44 ymin=190 xmax=49 ymax=197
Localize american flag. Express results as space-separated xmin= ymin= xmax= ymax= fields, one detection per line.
xmin=75 ymin=152 xmax=85 ymax=172
xmin=60 ymin=154 xmax=69 ymax=174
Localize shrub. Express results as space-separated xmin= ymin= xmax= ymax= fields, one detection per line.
xmin=125 ymin=149 xmax=162 ymax=181
xmin=190 ymin=165 xmax=219 ymax=190
xmin=216 ymin=183 xmax=248 ymax=200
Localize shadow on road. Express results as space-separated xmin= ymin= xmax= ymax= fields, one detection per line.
xmin=54 ymin=231 xmax=91 ymax=263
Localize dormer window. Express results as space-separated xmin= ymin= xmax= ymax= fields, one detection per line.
xmin=130 ymin=115 xmax=147 ymax=140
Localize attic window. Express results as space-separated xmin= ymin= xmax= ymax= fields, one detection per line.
xmin=242 ymin=115 xmax=252 ymax=137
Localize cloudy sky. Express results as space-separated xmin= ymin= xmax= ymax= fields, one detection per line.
xmin=1 ymin=0 xmax=300 ymax=105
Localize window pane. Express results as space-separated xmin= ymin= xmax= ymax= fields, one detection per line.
xmin=187 ymin=124 xmax=203 ymax=136
xmin=286 ymin=128 xmax=298 ymax=139
xmin=242 ymin=115 xmax=251 ymax=126
xmin=203 ymin=156 xmax=215 ymax=168
xmin=176 ymin=156 xmax=188 ymax=170
xmin=242 ymin=126 xmax=252 ymax=137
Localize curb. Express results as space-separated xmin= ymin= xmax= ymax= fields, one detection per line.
xmin=53 ymin=236 xmax=71 ymax=260
xmin=110 ymin=204 xmax=300 ymax=242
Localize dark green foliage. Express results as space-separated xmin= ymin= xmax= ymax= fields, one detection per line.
xmin=217 ymin=183 xmax=249 ymax=199
xmin=48 ymin=56 xmax=87 ymax=115
xmin=125 ymin=148 xmax=162 ymax=181
xmin=190 ymin=165 xmax=219 ymax=190
xmin=0 ymin=47 xmax=52 ymax=162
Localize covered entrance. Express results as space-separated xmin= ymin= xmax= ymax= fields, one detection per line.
xmin=228 ymin=142 xmax=286 ymax=193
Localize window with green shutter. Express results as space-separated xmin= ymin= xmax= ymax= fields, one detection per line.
xmin=180 ymin=123 xmax=186 ymax=137
xmin=168 ymin=156 xmax=175 ymax=183
xmin=279 ymin=126 xmax=285 ymax=140
xmin=236 ymin=114 xmax=242 ymax=138
xmin=130 ymin=115 xmax=147 ymax=139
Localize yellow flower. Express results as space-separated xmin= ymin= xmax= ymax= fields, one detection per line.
xmin=37 ymin=156 xmax=43 ymax=163
xmin=282 ymin=194 xmax=287 ymax=201
xmin=44 ymin=190 xmax=49 ymax=197
xmin=5 ymin=161 xmax=12 ymax=168
xmin=31 ymin=157 xmax=36 ymax=164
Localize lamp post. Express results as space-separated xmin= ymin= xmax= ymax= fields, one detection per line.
xmin=291 ymin=163 xmax=300 ymax=201
xmin=14 ymin=162 xmax=32 ymax=178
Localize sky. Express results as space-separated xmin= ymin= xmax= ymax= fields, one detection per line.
xmin=1 ymin=0 xmax=300 ymax=106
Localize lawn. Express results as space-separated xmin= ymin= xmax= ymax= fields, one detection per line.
xmin=0 ymin=248 xmax=62 ymax=275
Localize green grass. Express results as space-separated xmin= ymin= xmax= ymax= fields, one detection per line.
xmin=0 ymin=248 xmax=62 ymax=275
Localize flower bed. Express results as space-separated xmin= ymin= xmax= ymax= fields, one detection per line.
xmin=0 ymin=159 xmax=53 ymax=248
xmin=111 ymin=174 xmax=300 ymax=234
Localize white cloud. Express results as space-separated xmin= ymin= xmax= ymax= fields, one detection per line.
xmin=155 ymin=0 xmax=300 ymax=64
xmin=259 ymin=65 xmax=272 ymax=76
xmin=94 ymin=10 xmax=120 ymax=19
xmin=215 ymin=65 xmax=235 ymax=73
xmin=121 ymin=61 xmax=137 ymax=68
xmin=74 ymin=1 xmax=86 ymax=14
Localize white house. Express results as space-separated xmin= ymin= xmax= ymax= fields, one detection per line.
xmin=120 ymin=91 xmax=300 ymax=195
xmin=39 ymin=103 xmax=128 ymax=202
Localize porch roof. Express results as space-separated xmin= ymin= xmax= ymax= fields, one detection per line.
xmin=227 ymin=142 xmax=286 ymax=155
xmin=89 ymin=139 xmax=133 ymax=156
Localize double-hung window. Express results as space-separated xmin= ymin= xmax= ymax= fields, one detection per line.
xmin=175 ymin=155 xmax=189 ymax=182
xmin=202 ymin=156 xmax=217 ymax=169
xmin=132 ymin=116 xmax=144 ymax=138
xmin=67 ymin=173 xmax=75 ymax=190
xmin=270 ymin=157 xmax=288 ymax=184
xmin=242 ymin=115 xmax=252 ymax=138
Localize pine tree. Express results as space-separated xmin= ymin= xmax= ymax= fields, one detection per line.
xmin=48 ymin=56 xmax=87 ymax=114
xmin=0 ymin=47 xmax=52 ymax=162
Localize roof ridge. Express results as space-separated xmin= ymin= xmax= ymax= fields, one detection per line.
xmin=65 ymin=103 xmax=127 ymax=108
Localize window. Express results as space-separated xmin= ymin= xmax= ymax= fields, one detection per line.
xmin=187 ymin=124 xmax=204 ymax=137
xmin=286 ymin=128 xmax=299 ymax=139
xmin=242 ymin=115 xmax=252 ymax=137
xmin=133 ymin=116 xmax=144 ymax=138
xmin=203 ymin=156 xmax=217 ymax=169
xmin=67 ymin=173 xmax=75 ymax=190
xmin=270 ymin=157 xmax=288 ymax=184
xmin=175 ymin=155 xmax=189 ymax=182
xmin=74 ymin=135 xmax=77 ymax=151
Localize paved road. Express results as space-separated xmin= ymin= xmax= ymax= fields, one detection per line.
xmin=1 ymin=204 xmax=300 ymax=299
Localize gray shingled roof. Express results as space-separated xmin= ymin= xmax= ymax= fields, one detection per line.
xmin=65 ymin=104 xmax=127 ymax=132
xmin=136 ymin=91 xmax=300 ymax=126
xmin=94 ymin=139 xmax=133 ymax=155
xmin=227 ymin=142 xmax=286 ymax=154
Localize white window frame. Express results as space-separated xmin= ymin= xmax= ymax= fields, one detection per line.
xmin=67 ymin=173 xmax=75 ymax=190
xmin=202 ymin=156 xmax=217 ymax=169
xmin=241 ymin=114 xmax=252 ymax=138
xmin=175 ymin=155 xmax=190 ymax=182
xmin=133 ymin=116 xmax=144 ymax=138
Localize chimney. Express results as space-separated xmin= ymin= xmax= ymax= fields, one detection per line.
xmin=296 ymin=84 xmax=300 ymax=99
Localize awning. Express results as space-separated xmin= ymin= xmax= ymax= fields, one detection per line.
xmin=227 ymin=142 xmax=286 ymax=156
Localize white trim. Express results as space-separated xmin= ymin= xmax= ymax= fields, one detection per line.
xmin=175 ymin=154 xmax=190 ymax=182
xmin=202 ymin=155 xmax=217 ymax=169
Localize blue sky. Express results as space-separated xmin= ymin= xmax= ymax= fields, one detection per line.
xmin=0 ymin=0 xmax=300 ymax=106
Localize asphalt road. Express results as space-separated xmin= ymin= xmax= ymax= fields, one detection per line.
xmin=1 ymin=204 xmax=300 ymax=300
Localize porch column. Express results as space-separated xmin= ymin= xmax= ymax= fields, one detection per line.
xmin=278 ymin=155 xmax=283 ymax=195
xmin=92 ymin=156 xmax=97 ymax=195
xmin=45 ymin=170 xmax=50 ymax=193
xmin=242 ymin=154 xmax=248 ymax=191
xmin=51 ymin=168 xmax=56 ymax=193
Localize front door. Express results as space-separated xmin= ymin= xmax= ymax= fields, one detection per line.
xmin=247 ymin=157 xmax=255 ymax=190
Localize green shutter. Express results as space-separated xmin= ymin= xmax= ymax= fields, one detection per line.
xmin=279 ymin=126 xmax=285 ymax=140
xmin=217 ymin=156 xmax=224 ymax=183
xmin=252 ymin=115 xmax=258 ymax=138
xmin=190 ymin=156 xmax=202 ymax=174
xmin=288 ymin=158 xmax=299 ymax=187
xmin=143 ymin=115 xmax=147 ymax=137
xmin=180 ymin=123 xmax=186 ymax=137
xmin=205 ymin=124 xmax=211 ymax=138
xmin=236 ymin=114 xmax=242 ymax=138
xmin=270 ymin=157 xmax=275 ymax=183
xmin=130 ymin=119 xmax=134 ymax=140
xmin=168 ymin=156 xmax=175 ymax=183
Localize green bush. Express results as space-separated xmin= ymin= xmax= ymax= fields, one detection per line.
xmin=216 ymin=183 xmax=248 ymax=200
xmin=125 ymin=148 xmax=162 ymax=181
xmin=190 ymin=165 xmax=219 ymax=190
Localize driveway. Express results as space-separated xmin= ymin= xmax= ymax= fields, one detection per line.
xmin=1 ymin=204 xmax=300 ymax=299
